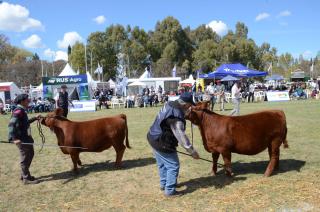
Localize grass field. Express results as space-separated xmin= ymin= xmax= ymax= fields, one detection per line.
xmin=0 ymin=100 xmax=320 ymax=211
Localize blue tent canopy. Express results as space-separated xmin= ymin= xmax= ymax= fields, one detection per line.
xmin=265 ymin=74 xmax=284 ymax=81
xmin=199 ymin=63 xmax=267 ymax=79
xmin=221 ymin=75 xmax=239 ymax=81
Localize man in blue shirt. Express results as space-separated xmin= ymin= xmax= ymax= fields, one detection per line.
xmin=147 ymin=92 xmax=199 ymax=197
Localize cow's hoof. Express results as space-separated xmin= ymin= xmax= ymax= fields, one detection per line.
xmin=225 ymin=172 xmax=234 ymax=177
xmin=77 ymin=160 xmax=82 ymax=166
xmin=209 ymin=171 xmax=217 ymax=176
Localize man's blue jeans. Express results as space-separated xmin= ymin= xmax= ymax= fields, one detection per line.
xmin=153 ymin=149 xmax=180 ymax=195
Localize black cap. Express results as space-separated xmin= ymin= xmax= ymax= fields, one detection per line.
xmin=61 ymin=85 xmax=67 ymax=88
xmin=14 ymin=94 xmax=29 ymax=104
xmin=179 ymin=92 xmax=195 ymax=105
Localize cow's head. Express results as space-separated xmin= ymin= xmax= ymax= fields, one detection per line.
xmin=41 ymin=108 xmax=64 ymax=129
xmin=184 ymin=106 xmax=203 ymax=126
xmin=195 ymin=101 xmax=210 ymax=110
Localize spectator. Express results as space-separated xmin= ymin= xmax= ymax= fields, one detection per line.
xmin=206 ymin=82 xmax=216 ymax=111
xmin=230 ymin=82 xmax=241 ymax=116
xmin=248 ymin=83 xmax=255 ymax=103
xmin=215 ymin=80 xmax=225 ymax=111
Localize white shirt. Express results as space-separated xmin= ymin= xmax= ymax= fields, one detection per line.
xmin=206 ymin=85 xmax=216 ymax=95
xmin=249 ymin=84 xmax=255 ymax=93
xmin=231 ymin=84 xmax=241 ymax=99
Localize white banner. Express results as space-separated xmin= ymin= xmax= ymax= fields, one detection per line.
xmin=266 ymin=91 xmax=290 ymax=102
xmin=70 ymin=100 xmax=96 ymax=112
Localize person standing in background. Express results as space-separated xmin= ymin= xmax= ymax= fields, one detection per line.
xmin=248 ymin=83 xmax=255 ymax=103
xmin=215 ymin=80 xmax=225 ymax=111
xmin=206 ymin=82 xmax=216 ymax=111
xmin=56 ymin=85 xmax=73 ymax=118
xmin=230 ymin=81 xmax=241 ymax=116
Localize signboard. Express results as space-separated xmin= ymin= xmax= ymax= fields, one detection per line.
xmin=266 ymin=91 xmax=290 ymax=102
xmin=42 ymin=74 xmax=90 ymax=100
xmin=70 ymin=100 xmax=96 ymax=112
xmin=42 ymin=74 xmax=87 ymax=85
xmin=0 ymin=86 xmax=10 ymax=92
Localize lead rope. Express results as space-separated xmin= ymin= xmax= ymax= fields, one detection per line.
xmin=191 ymin=122 xmax=194 ymax=146
xmin=37 ymin=120 xmax=45 ymax=152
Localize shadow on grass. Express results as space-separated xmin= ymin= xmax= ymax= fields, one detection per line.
xmin=230 ymin=159 xmax=306 ymax=175
xmin=178 ymin=159 xmax=305 ymax=194
xmin=178 ymin=175 xmax=247 ymax=194
xmin=38 ymin=157 xmax=155 ymax=184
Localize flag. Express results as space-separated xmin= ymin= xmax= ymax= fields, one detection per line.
xmin=267 ymin=62 xmax=272 ymax=73
xmin=172 ymin=64 xmax=176 ymax=77
xmin=94 ymin=63 xmax=103 ymax=74
xmin=310 ymin=62 xmax=314 ymax=72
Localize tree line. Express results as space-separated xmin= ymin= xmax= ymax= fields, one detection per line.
xmin=1 ymin=16 xmax=319 ymax=86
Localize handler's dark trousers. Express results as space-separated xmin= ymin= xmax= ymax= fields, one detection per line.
xmin=17 ymin=143 xmax=34 ymax=180
xmin=248 ymin=92 xmax=254 ymax=102
xmin=60 ymin=107 xmax=68 ymax=118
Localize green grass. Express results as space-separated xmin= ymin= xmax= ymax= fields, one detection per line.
xmin=0 ymin=100 xmax=320 ymax=211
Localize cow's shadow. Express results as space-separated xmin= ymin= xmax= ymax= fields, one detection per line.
xmin=178 ymin=175 xmax=247 ymax=194
xmin=228 ymin=159 xmax=306 ymax=175
xmin=178 ymin=159 xmax=305 ymax=194
xmin=37 ymin=157 xmax=155 ymax=184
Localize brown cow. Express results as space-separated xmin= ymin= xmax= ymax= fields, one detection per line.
xmin=41 ymin=108 xmax=130 ymax=172
xmin=185 ymin=107 xmax=288 ymax=177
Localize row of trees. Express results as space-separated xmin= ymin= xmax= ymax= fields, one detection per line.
xmin=1 ymin=16 xmax=320 ymax=86
xmin=69 ymin=17 xmax=320 ymax=80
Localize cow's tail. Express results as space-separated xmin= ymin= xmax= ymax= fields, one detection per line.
xmin=282 ymin=112 xmax=289 ymax=149
xmin=121 ymin=114 xmax=131 ymax=149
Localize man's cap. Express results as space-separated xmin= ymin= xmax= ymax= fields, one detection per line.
xmin=179 ymin=92 xmax=195 ymax=105
xmin=14 ymin=94 xmax=29 ymax=104
xmin=61 ymin=85 xmax=67 ymax=88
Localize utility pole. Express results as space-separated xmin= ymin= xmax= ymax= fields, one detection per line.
xmin=85 ymin=44 xmax=88 ymax=73
xmin=41 ymin=60 xmax=44 ymax=77
xmin=52 ymin=56 xmax=55 ymax=76
xmin=90 ymin=50 xmax=93 ymax=76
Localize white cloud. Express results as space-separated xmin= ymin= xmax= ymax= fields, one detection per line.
xmin=278 ymin=10 xmax=291 ymax=18
xmin=22 ymin=34 xmax=44 ymax=48
xmin=44 ymin=48 xmax=56 ymax=58
xmin=93 ymin=15 xmax=106 ymax=25
xmin=44 ymin=48 xmax=68 ymax=61
xmin=302 ymin=50 xmax=312 ymax=59
xmin=206 ymin=20 xmax=228 ymax=36
xmin=255 ymin=12 xmax=270 ymax=21
xmin=0 ymin=2 xmax=43 ymax=32
xmin=57 ymin=32 xmax=83 ymax=49
xmin=55 ymin=51 xmax=68 ymax=61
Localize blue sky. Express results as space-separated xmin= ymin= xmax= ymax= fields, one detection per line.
xmin=1 ymin=0 xmax=319 ymax=61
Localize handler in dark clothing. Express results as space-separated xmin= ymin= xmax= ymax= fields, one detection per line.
xmin=57 ymin=85 xmax=73 ymax=117
xmin=147 ymin=92 xmax=199 ymax=197
xmin=8 ymin=94 xmax=41 ymax=184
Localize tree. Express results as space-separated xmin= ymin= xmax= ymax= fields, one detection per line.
xmin=189 ymin=24 xmax=220 ymax=48
xmin=69 ymin=42 xmax=85 ymax=72
xmin=192 ymin=39 xmax=218 ymax=73
xmin=67 ymin=45 xmax=72 ymax=58
xmin=0 ymin=34 xmax=15 ymax=64
xmin=235 ymin=22 xmax=248 ymax=39
xmin=32 ymin=53 xmax=40 ymax=61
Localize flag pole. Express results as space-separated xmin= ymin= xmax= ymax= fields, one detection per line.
xmin=85 ymin=44 xmax=88 ymax=73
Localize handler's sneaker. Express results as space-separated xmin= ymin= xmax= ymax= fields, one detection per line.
xmin=23 ymin=178 xmax=39 ymax=185
xmin=20 ymin=176 xmax=35 ymax=181
xmin=164 ymin=190 xmax=183 ymax=198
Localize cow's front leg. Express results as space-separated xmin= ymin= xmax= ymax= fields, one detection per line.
xmin=221 ymin=151 xmax=234 ymax=177
xmin=70 ymin=152 xmax=79 ymax=173
xmin=211 ymin=152 xmax=220 ymax=176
